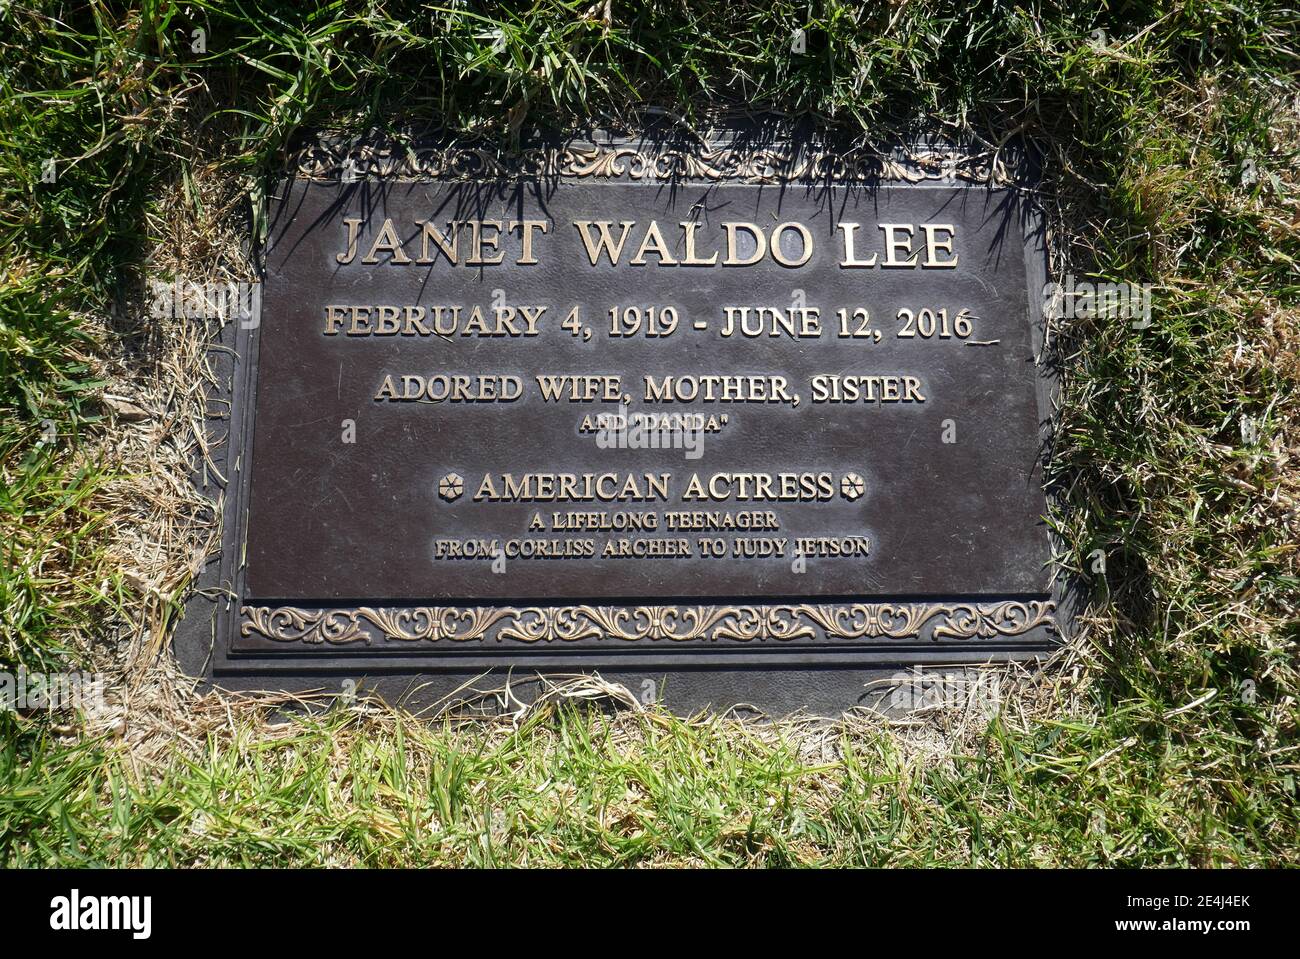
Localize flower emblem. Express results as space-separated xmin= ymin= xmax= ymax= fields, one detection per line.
xmin=438 ymin=472 xmax=464 ymax=501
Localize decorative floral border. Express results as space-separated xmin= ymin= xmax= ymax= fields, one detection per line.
xmin=240 ymin=601 xmax=1055 ymax=647
xmin=288 ymin=137 xmax=1018 ymax=186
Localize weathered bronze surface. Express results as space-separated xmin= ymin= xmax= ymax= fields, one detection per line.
xmin=181 ymin=128 xmax=1065 ymax=712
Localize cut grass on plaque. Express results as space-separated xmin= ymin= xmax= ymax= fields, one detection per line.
xmin=0 ymin=1 xmax=1297 ymax=866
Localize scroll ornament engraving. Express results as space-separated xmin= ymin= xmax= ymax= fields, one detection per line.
xmin=240 ymin=601 xmax=1055 ymax=646
xmin=291 ymin=138 xmax=1014 ymax=186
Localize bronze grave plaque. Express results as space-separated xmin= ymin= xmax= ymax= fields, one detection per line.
xmin=184 ymin=128 xmax=1067 ymax=712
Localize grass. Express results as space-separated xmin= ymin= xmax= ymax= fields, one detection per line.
xmin=0 ymin=0 xmax=1297 ymax=866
